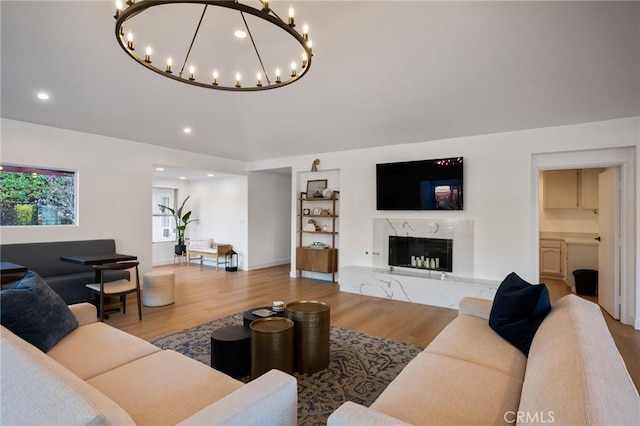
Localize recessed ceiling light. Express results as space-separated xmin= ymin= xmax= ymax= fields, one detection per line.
xmin=179 ymin=176 xmax=187 ymax=180
xmin=234 ymin=30 xmax=247 ymax=39
xmin=37 ymin=92 xmax=50 ymax=100
xmin=207 ymin=173 xmax=215 ymax=177
xmin=183 ymin=127 xmax=192 ymax=134
xmin=155 ymin=167 xmax=165 ymax=171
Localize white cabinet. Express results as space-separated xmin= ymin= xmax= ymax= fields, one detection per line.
xmin=544 ymin=170 xmax=579 ymax=209
xmin=539 ymin=239 xmax=566 ymax=280
xmin=579 ymin=168 xmax=605 ymax=210
xmin=543 ymin=168 xmax=605 ymax=210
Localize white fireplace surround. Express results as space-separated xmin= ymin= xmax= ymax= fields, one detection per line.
xmin=339 ymin=218 xmax=499 ymax=309
xmin=373 ymin=218 xmax=474 ymax=276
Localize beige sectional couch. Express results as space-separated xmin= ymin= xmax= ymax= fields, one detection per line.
xmin=1 ymin=303 xmax=297 ymax=425
xmin=328 ymin=294 xmax=640 ymax=425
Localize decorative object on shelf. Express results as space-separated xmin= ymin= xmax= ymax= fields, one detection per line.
xmin=113 ymin=0 xmax=313 ymax=92
xmin=225 ymin=249 xmax=238 ymax=272
xmin=311 ymin=159 xmax=320 ymax=172
xmin=310 ymin=241 xmax=326 ymax=249
xmin=322 ymin=188 xmax=333 ymax=198
xmin=306 ymin=179 xmax=327 ymax=197
xmin=303 ymin=208 xmax=311 ymax=215
xmin=157 ymin=195 xmax=199 ymax=255
xmin=313 ymin=207 xmax=322 ymax=215
xmin=304 ymin=219 xmax=319 ymax=232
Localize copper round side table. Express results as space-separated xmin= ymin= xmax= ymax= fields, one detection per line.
xmin=286 ymin=300 xmax=331 ymax=373
xmin=250 ymin=317 xmax=294 ymax=379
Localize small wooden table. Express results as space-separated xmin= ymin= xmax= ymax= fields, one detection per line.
xmin=61 ymin=253 xmax=137 ymax=282
xmin=60 ymin=253 xmax=137 ymax=318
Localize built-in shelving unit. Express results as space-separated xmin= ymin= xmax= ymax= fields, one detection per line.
xmin=297 ymin=191 xmax=339 ymax=282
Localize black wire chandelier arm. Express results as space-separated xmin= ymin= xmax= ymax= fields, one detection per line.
xmin=240 ymin=11 xmax=270 ymax=86
xmin=179 ymin=4 xmax=208 ymax=78
xmin=114 ymin=0 xmax=313 ymax=92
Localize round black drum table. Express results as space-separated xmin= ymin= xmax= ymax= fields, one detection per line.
xmin=243 ymin=306 xmax=286 ymax=327
xmin=210 ymin=325 xmax=250 ymax=378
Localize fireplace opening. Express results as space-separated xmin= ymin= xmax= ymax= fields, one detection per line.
xmin=389 ymin=236 xmax=453 ymax=272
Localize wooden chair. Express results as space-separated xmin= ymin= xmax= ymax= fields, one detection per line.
xmin=86 ymin=261 xmax=142 ymax=322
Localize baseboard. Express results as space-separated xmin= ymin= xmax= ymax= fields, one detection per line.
xmin=247 ymin=259 xmax=290 ymax=271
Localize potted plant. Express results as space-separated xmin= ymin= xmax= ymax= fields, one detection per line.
xmin=158 ymin=195 xmax=199 ymax=255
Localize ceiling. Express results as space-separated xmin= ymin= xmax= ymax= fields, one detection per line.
xmin=2 ymin=1 xmax=639 ymax=163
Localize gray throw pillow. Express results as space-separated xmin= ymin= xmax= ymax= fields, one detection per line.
xmin=1 ymin=271 xmax=78 ymax=352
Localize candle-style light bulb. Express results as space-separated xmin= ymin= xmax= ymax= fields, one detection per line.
xmin=188 ymin=65 xmax=195 ymax=80
xmin=144 ymin=46 xmax=152 ymax=63
xmin=275 ymin=68 xmax=281 ymax=83
xmin=126 ymin=31 xmax=134 ymax=50
xmin=166 ymin=57 xmax=173 ymax=73
xmin=303 ymin=23 xmax=309 ymax=40
xmin=256 ymin=72 xmax=262 ymax=87
xmin=115 ymin=0 xmax=124 ymax=18
xmin=262 ymin=0 xmax=269 ymax=11
xmin=307 ymin=40 xmax=312 ymax=50
xmin=212 ymin=70 xmax=219 ymax=85
xmin=302 ymin=52 xmax=308 ymax=68
xmin=235 ymin=73 xmax=241 ymax=88
xmin=290 ymin=62 xmax=297 ymax=77
xmin=288 ymin=7 xmax=295 ymax=26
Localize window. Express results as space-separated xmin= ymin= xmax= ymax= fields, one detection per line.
xmin=0 ymin=165 xmax=76 ymax=226
xmin=152 ymin=187 xmax=177 ymax=243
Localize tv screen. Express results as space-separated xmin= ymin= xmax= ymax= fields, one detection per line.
xmin=376 ymin=157 xmax=463 ymax=210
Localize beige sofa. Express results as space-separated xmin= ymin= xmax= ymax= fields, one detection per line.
xmin=328 ymin=294 xmax=640 ymax=425
xmin=1 ymin=303 xmax=297 ymax=425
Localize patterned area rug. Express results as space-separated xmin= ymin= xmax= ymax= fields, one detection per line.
xmin=151 ymin=313 xmax=423 ymax=425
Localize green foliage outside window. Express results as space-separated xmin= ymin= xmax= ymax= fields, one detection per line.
xmin=0 ymin=166 xmax=76 ymax=226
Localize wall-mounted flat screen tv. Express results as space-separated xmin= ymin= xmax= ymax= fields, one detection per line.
xmin=376 ymin=157 xmax=463 ymax=210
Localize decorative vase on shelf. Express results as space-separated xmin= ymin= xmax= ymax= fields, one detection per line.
xmin=313 ymin=188 xmax=323 ymax=198
xmin=322 ymin=188 xmax=333 ymax=198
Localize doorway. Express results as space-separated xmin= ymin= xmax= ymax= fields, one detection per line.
xmin=532 ymin=146 xmax=636 ymax=328
xmin=538 ymin=167 xmax=619 ymax=318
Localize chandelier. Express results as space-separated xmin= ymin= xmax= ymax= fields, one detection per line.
xmin=114 ymin=0 xmax=313 ymax=92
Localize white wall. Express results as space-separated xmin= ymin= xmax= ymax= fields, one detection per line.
xmin=1 ymin=118 xmax=248 ymax=274
xmin=250 ymin=117 xmax=639 ymax=327
xmin=247 ymin=171 xmax=292 ymax=270
xmin=189 ymin=176 xmax=249 ymax=270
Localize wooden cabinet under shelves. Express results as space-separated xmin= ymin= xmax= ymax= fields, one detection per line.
xmin=296 ymin=247 xmax=338 ymax=274
xmin=297 ymin=191 xmax=339 ymax=281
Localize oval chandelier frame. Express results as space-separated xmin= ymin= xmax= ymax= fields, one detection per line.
xmin=114 ymin=0 xmax=313 ymax=92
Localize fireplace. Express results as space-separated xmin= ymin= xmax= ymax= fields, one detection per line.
xmin=388 ymin=236 xmax=453 ymax=272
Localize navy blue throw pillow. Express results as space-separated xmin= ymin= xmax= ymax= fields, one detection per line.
xmin=489 ymin=272 xmax=551 ymax=356
xmin=1 ymin=271 xmax=78 ymax=352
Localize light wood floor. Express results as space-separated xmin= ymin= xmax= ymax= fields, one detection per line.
xmin=106 ymin=264 xmax=640 ymax=392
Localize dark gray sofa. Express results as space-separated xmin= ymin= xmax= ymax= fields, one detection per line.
xmin=1 ymin=239 xmax=129 ymax=304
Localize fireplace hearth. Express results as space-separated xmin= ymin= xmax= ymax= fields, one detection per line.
xmin=389 ymin=236 xmax=453 ymax=272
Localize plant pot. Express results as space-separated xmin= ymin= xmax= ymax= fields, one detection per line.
xmin=175 ymin=244 xmax=186 ymax=255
